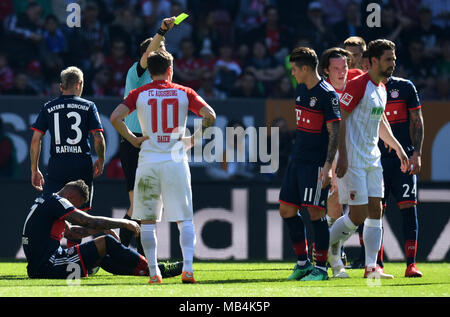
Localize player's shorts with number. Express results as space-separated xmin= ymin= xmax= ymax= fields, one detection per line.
xmin=381 ymin=155 xmax=417 ymax=207
xmin=337 ymin=165 xmax=384 ymax=205
xmin=279 ymin=160 xmax=328 ymax=210
xmin=132 ymin=158 xmax=193 ymax=222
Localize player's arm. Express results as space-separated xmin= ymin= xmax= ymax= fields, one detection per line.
xmin=186 ymin=103 xmax=216 ymax=150
xmin=409 ymin=108 xmax=424 ymax=175
xmin=110 ymin=103 xmax=149 ymax=148
xmin=30 ymin=130 xmax=45 ymax=191
xmin=64 ymin=210 xmax=140 ymax=236
xmin=379 ymin=116 xmax=409 ymax=173
xmin=140 ymin=17 xmax=176 ymax=69
xmin=320 ymin=120 xmax=340 ymax=188
xmin=64 ymin=221 xmax=120 ymax=241
xmin=92 ymin=130 xmax=106 ymax=177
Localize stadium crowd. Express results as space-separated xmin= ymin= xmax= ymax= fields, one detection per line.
xmin=0 ymin=0 xmax=448 ymax=100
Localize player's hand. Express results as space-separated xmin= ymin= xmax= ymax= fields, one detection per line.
xmin=335 ymin=153 xmax=348 ymax=178
xmin=124 ymin=220 xmax=140 ymax=237
xmin=319 ymin=162 xmax=332 ymax=189
xmin=396 ymin=146 xmax=410 ymax=173
xmin=131 ymin=136 xmax=150 ymax=149
xmin=93 ymin=159 xmax=104 ymax=178
xmin=104 ymin=229 xmax=120 ymax=242
xmin=384 ymin=142 xmax=394 ymax=153
xmin=409 ymin=151 xmax=421 ymax=175
xmin=161 ymin=16 xmax=176 ymax=31
xmin=31 ymin=169 xmax=45 ymax=191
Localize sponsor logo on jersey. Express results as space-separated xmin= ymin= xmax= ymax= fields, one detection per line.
xmin=340 ymin=93 xmax=353 ymax=106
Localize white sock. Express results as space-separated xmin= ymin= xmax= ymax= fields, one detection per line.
xmin=329 ymin=214 xmax=358 ymax=245
xmin=363 ymin=218 xmax=382 ymax=268
xmin=178 ymin=220 xmax=195 ymax=273
xmin=140 ymin=224 xmax=160 ymax=277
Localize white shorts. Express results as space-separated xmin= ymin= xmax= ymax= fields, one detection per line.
xmin=132 ymin=159 xmax=193 ymax=222
xmin=337 ymin=165 xmax=384 ymax=205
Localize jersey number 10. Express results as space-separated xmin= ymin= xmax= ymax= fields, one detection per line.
xmin=147 ymin=98 xmax=179 ymax=133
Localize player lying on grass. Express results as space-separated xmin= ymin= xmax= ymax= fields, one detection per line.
xmin=22 ymin=179 xmax=182 ymax=279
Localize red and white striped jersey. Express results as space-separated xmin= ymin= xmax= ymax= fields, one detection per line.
xmin=339 ymin=72 xmax=387 ymax=168
xmin=123 ymin=80 xmax=205 ymax=163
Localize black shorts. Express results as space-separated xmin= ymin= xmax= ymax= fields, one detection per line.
xmin=28 ymin=241 xmax=99 ymax=279
xmin=44 ymin=155 xmax=94 ymax=210
xmin=119 ymin=134 xmax=141 ymax=192
xmin=382 ymin=155 xmax=418 ymax=208
xmin=279 ymin=160 xmax=329 ymax=210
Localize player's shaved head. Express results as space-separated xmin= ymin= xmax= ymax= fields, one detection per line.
xmin=60 ymin=66 xmax=83 ymax=90
xmin=289 ymin=47 xmax=318 ymax=70
xmin=63 ymin=179 xmax=90 ymax=205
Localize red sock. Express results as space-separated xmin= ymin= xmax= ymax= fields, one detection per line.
xmin=405 ymin=240 xmax=417 ymax=265
xmin=133 ymin=255 xmax=149 ymax=276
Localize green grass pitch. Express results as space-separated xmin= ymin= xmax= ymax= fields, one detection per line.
xmin=0 ymin=261 xmax=448 ymax=297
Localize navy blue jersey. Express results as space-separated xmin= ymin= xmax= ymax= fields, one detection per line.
xmin=31 ymin=95 xmax=103 ymax=158
xmin=291 ymin=79 xmax=341 ymax=165
xmin=22 ymin=194 xmax=76 ymax=275
xmin=378 ymin=77 xmax=421 ymax=157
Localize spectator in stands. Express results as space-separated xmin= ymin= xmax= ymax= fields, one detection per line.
xmin=332 ymin=1 xmax=364 ymax=44
xmin=4 ymin=72 xmax=37 ymax=95
xmin=399 ymin=38 xmax=439 ymax=99
xmin=0 ymin=52 xmax=14 ymax=94
xmin=269 ymin=75 xmax=294 ymax=99
xmin=436 ymin=38 xmax=450 ymax=100
xmin=213 ymin=42 xmax=242 ymax=95
xmin=269 ymin=117 xmax=294 ymax=180
xmin=3 ymin=1 xmax=43 ymax=66
xmin=244 ymin=40 xmax=284 ymax=96
xmin=80 ymin=1 xmax=110 ymax=56
xmin=319 ymin=0 xmax=353 ymax=26
xmin=173 ymin=38 xmax=206 ymax=90
xmin=406 ymin=6 xmax=445 ymax=59
xmin=45 ymin=80 xmax=60 ymax=97
xmin=86 ymin=66 xmax=111 ymax=97
xmin=108 ymin=6 xmax=143 ymax=59
xmin=248 ymin=4 xmax=294 ymax=61
xmin=197 ymin=71 xmax=226 ymax=100
xmin=104 ymin=38 xmax=133 ymax=97
xmin=141 ymin=0 xmax=171 ymax=36
xmin=27 ymin=60 xmax=46 ymax=95
xmin=235 ymin=0 xmax=268 ymax=35
xmin=40 ymin=13 xmax=66 ymax=77
xmin=420 ymin=0 xmax=450 ymax=29
xmin=297 ymin=1 xmax=336 ymax=57
xmin=230 ymin=71 xmax=264 ymax=98
xmin=0 ymin=117 xmax=18 ymax=178
xmin=158 ymin=1 xmax=192 ymax=57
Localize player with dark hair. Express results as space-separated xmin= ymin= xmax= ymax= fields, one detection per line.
xmin=378 ymin=75 xmax=424 ymax=277
xmin=320 ymin=46 xmax=364 ymax=278
xmin=119 ymin=17 xmax=175 ymax=252
xmin=328 ymin=39 xmax=409 ymax=279
xmin=22 ymin=179 xmax=181 ymax=279
xmin=111 ymin=48 xmax=216 ymax=284
xmin=278 ymin=47 xmax=341 ymax=281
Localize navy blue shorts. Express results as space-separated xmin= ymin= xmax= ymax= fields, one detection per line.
xmin=44 ymin=155 xmax=93 ymax=210
xmin=279 ymin=160 xmax=329 ymax=210
xmin=381 ymin=155 xmax=417 ymax=207
xmin=34 ymin=241 xmax=99 ymax=279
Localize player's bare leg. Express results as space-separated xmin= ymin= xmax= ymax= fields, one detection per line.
xmin=399 ymin=202 xmax=422 ymax=277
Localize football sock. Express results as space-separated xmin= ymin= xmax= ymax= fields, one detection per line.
xmin=140 ymin=223 xmax=160 ymax=277
xmin=363 ymin=218 xmax=382 ymax=268
xmin=178 ymin=220 xmax=195 ymax=273
xmin=326 ymin=214 xmax=336 ymax=228
xmin=283 ymin=214 xmax=308 ymax=263
xmin=311 ymin=217 xmax=329 ymax=268
xmin=329 ymin=214 xmax=358 ymax=245
xmin=119 ymin=214 xmax=133 ymax=247
xmin=401 ymin=206 xmax=418 ymax=265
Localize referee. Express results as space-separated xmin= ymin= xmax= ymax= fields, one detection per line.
xmin=119 ymin=17 xmax=176 ymax=253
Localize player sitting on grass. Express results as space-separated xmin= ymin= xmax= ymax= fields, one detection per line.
xmin=22 ymin=179 xmax=181 ymax=279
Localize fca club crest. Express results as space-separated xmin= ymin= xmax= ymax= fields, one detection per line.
xmin=390 ymin=89 xmax=399 ymax=99
xmin=350 ymin=191 xmax=357 ymax=200
xmin=310 ymin=97 xmax=318 ymax=107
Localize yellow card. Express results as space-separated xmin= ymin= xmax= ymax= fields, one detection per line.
xmin=174 ymin=13 xmax=189 ymax=25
